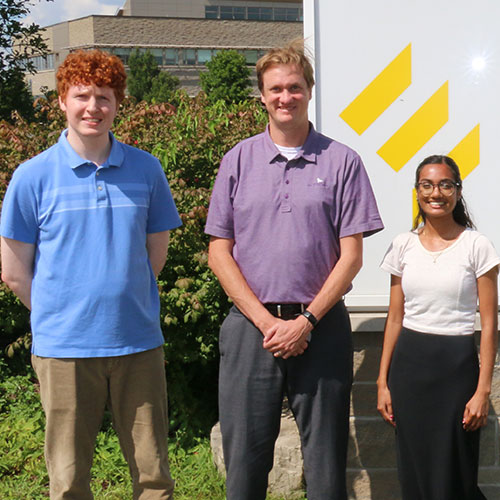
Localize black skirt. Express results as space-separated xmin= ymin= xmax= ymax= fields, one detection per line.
xmin=388 ymin=327 xmax=486 ymax=500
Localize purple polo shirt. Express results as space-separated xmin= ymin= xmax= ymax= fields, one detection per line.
xmin=205 ymin=125 xmax=383 ymax=304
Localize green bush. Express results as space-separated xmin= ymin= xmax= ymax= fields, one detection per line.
xmin=0 ymin=92 xmax=268 ymax=442
xmin=127 ymin=50 xmax=180 ymax=104
xmin=200 ymin=50 xmax=252 ymax=105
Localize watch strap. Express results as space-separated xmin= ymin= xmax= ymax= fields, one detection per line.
xmin=302 ymin=310 xmax=318 ymax=328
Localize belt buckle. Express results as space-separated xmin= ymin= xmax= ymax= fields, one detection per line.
xmin=277 ymin=304 xmax=282 ymax=318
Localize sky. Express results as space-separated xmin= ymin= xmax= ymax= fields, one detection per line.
xmin=24 ymin=0 xmax=125 ymax=27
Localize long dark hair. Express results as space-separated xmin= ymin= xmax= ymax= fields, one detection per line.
xmin=413 ymin=155 xmax=475 ymax=229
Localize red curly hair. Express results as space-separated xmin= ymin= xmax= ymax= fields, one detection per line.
xmin=57 ymin=50 xmax=127 ymax=103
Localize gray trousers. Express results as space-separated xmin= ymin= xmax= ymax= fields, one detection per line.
xmin=219 ymin=301 xmax=353 ymax=500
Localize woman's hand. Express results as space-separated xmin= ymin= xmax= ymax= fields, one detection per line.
xmin=463 ymin=390 xmax=489 ymax=432
xmin=377 ymin=384 xmax=396 ymax=427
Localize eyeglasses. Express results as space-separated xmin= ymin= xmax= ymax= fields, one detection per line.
xmin=416 ymin=180 xmax=460 ymax=196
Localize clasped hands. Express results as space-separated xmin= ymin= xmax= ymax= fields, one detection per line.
xmin=262 ymin=315 xmax=313 ymax=359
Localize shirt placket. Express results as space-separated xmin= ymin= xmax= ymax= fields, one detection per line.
xmin=95 ymin=166 xmax=107 ymax=205
xmin=281 ymin=162 xmax=292 ymax=213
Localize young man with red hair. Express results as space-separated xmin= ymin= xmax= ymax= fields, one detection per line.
xmin=1 ymin=50 xmax=180 ymax=499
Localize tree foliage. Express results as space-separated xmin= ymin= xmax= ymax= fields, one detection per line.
xmin=146 ymin=70 xmax=179 ymax=104
xmin=127 ymin=50 xmax=159 ymax=101
xmin=199 ymin=50 xmax=252 ymax=104
xmin=127 ymin=50 xmax=179 ymax=103
xmin=0 ymin=66 xmax=35 ymax=121
xmin=0 ymin=0 xmax=53 ymax=121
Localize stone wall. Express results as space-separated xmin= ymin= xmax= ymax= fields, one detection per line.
xmin=350 ymin=319 xmax=500 ymax=499
xmin=211 ymin=316 xmax=500 ymax=499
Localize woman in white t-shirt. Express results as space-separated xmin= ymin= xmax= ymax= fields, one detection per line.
xmin=377 ymin=155 xmax=499 ymax=500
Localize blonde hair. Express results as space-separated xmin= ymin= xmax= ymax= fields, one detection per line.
xmin=256 ymin=39 xmax=314 ymax=91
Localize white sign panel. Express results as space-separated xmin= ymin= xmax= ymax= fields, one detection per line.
xmin=304 ymin=0 xmax=500 ymax=309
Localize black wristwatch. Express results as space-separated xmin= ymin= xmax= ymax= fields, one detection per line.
xmin=302 ymin=310 xmax=318 ymax=328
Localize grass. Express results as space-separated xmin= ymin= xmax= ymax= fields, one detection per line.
xmin=0 ymin=371 xmax=305 ymax=500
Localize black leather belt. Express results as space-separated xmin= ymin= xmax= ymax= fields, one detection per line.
xmin=264 ymin=303 xmax=306 ymax=320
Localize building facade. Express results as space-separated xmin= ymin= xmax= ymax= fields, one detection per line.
xmin=27 ymin=0 xmax=302 ymax=96
xmin=119 ymin=0 xmax=302 ymax=21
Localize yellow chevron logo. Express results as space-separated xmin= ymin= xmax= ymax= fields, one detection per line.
xmin=377 ymin=82 xmax=449 ymax=172
xmin=340 ymin=45 xmax=480 ymax=178
xmin=340 ymin=43 xmax=480 ymax=222
xmin=448 ymin=124 xmax=480 ymax=180
xmin=340 ymin=44 xmax=411 ymax=135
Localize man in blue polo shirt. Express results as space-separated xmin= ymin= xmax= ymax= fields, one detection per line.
xmin=205 ymin=41 xmax=384 ymax=499
xmin=0 ymin=50 xmax=181 ymax=499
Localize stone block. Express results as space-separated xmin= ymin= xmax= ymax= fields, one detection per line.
xmin=479 ymin=486 xmax=500 ymax=500
xmin=348 ymin=418 xmax=397 ymax=469
xmin=479 ymin=417 xmax=498 ymax=467
xmin=350 ymin=382 xmax=379 ymax=417
xmin=479 ymin=467 xmax=500 ymax=484
xmin=490 ymin=365 xmax=500 ymax=414
xmin=347 ymin=469 xmax=400 ymax=500
xmin=210 ymin=411 xmax=304 ymax=499
xmin=350 ymin=315 xmax=387 ymax=335
xmin=353 ymin=348 xmax=382 ymax=382
xmin=210 ymin=421 xmax=225 ymax=476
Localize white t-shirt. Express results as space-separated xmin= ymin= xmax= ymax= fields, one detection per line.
xmin=380 ymin=229 xmax=500 ymax=335
xmin=275 ymin=143 xmax=302 ymax=161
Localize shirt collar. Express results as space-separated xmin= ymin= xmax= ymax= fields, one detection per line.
xmin=263 ymin=123 xmax=318 ymax=164
xmin=58 ymin=129 xmax=124 ymax=169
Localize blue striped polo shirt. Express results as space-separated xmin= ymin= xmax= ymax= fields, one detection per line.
xmin=1 ymin=130 xmax=182 ymax=357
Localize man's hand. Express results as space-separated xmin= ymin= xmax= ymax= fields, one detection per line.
xmin=262 ymin=315 xmax=313 ymax=359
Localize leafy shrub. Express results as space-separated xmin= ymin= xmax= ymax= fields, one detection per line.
xmin=0 ymin=369 xmax=46 ymax=492
xmin=200 ymin=50 xmax=252 ymax=105
xmin=127 ymin=49 xmax=179 ymax=104
xmin=0 ymin=92 xmax=268 ymax=442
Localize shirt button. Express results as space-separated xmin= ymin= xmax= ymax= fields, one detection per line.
xmin=97 ymin=186 xmax=103 ymax=191
xmin=285 ymin=180 xmax=290 ymax=184
xmin=96 ymin=171 xmax=100 ymax=176
xmin=285 ymin=193 xmax=289 ymax=199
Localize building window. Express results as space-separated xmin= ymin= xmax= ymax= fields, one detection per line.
xmin=274 ymin=8 xmax=286 ymax=21
xmin=198 ymin=49 xmax=213 ymax=65
xmin=149 ymin=48 xmax=163 ymax=65
xmin=247 ymin=7 xmax=259 ymax=20
xmin=220 ymin=6 xmax=234 ymax=19
xmin=205 ymin=6 xmax=218 ymax=19
xmin=30 ymin=54 xmax=55 ymax=71
xmin=164 ymin=48 xmax=178 ymax=65
xmin=107 ymin=47 xmax=261 ymax=68
xmin=206 ymin=5 xmax=302 ymax=22
xmin=260 ymin=8 xmax=272 ymax=20
xmin=113 ymin=47 xmax=132 ymax=64
xmin=182 ymin=48 xmax=196 ymax=65
xmin=240 ymin=49 xmax=259 ymax=65
xmin=286 ymin=8 xmax=301 ymax=21
xmin=233 ymin=7 xmax=245 ymax=19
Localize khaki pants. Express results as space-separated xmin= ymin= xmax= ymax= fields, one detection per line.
xmin=32 ymin=347 xmax=175 ymax=500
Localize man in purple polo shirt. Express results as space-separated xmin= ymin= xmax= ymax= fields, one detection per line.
xmin=205 ymin=41 xmax=383 ymax=499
